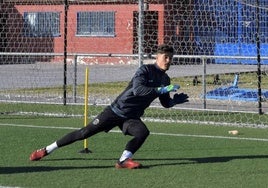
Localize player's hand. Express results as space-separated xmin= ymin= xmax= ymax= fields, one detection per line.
xmin=172 ymin=93 xmax=189 ymax=104
xmin=157 ymin=84 xmax=180 ymax=94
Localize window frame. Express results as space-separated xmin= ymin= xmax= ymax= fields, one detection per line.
xmin=23 ymin=11 xmax=61 ymax=37
xmin=76 ymin=11 xmax=115 ymax=37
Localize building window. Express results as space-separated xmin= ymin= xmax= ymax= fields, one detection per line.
xmin=23 ymin=12 xmax=60 ymax=37
xmin=77 ymin=11 xmax=115 ymax=37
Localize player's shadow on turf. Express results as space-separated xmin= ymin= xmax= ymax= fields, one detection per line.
xmin=140 ymin=154 xmax=268 ymax=168
xmin=44 ymin=157 xmax=119 ymax=162
xmin=33 ymin=154 xmax=268 ymax=167
xmin=0 ymin=165 xmax=114 ymax=174
xmin=2 ymin=155 xmax=268 ymax=174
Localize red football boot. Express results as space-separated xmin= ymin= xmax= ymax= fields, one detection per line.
xmin=30 ymin=148 xmax=47 ymax=161
xmin=115 ymin=158 xmax=142 ymax=169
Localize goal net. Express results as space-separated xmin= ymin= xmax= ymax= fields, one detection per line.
xmin=1 ymin=0 xmax=268 ymax=127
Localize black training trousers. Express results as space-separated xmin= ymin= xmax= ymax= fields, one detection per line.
xmin=56 ymin=106 xmax=150 ymax=154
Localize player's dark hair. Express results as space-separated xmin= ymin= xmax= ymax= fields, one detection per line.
xmin=157 ymin=44 xmax=174 ymax=54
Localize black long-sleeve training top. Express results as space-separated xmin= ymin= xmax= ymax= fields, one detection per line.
xmin=110 ymin=63 xmax=173 ymax=119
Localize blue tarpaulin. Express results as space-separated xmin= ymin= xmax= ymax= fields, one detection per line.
xmin=205 ymin=74 xmax=268 ymax=102
xmin=205 ymin=86 xmax=268 ymax=102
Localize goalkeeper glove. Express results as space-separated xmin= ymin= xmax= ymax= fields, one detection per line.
xmin=157 ymin=84 xmax=180 ymax=94
xmin=172 ymin=93 xmax=189 ymax=104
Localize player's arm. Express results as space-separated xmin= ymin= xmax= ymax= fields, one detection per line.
xmin=159 ymin=92 xmax=189 ymax=108
xmin=159 ymin=93 xmax=173 ymax=108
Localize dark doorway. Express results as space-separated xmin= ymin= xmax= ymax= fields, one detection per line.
xmin=0 ymin=10 xmax=8 ymax=53
xmin=133 ymin=11 xmax=158 ymax=54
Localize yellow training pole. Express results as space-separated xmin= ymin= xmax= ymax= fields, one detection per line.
xmin=84 ymin=67 xmax=89 ymax=149
xmin=79 ymin=67 xmax=91 ymax=153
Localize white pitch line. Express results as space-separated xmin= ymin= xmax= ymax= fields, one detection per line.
xmin=0 ymin=123 xmax=78 ymax=130
xmin=1 ymin=123 xmax=268 ymax=142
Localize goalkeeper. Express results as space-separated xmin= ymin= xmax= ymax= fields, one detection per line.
xmin=29 ymin=44 xmax=189 ymax=169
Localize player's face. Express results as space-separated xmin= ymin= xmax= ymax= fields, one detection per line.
xmin=156 ymin=52 xmax=173 ymax=71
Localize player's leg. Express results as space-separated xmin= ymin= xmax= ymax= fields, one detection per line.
xmin=30 ymin=106 xmax=122 ymax=161
xmin=55 ymin=121 xmax=103 ymax=148
xmin=116 ymin=119 xmax=150 ymax=169
xmin=29 ymin=121 xmax=105 ymax=161
xmin=122 ymin=119 xmax=150 ymax=155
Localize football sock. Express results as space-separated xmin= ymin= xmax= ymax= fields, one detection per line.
xmin=119 ymin=150 xmax=133 ymax=162
xmin=45 ymin=142 xmax=58 ymax=154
